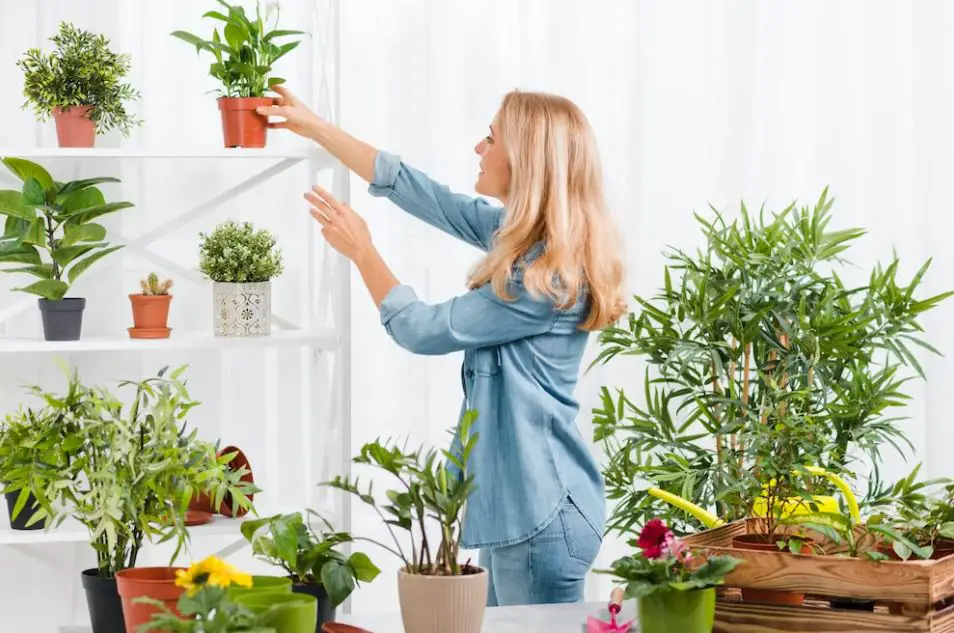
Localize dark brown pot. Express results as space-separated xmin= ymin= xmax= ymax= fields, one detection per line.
xmin=188 ymin=445 xmax=255 ymax=517
xmin=53 ymin=106 xmax=96 ymax=148
xmin=732 ymin=534 xmax=809 ymax=606
xmin=217 ymin=97 xmax=275 ymax=148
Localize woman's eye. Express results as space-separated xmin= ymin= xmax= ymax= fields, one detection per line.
xmin=485 ymin=135 xmax=494 ymax=145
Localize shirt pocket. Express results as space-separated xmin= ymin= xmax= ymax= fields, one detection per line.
xmin=472 ymin=345 xmax=502 ymax=377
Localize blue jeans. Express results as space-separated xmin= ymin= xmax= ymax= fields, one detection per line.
xmin=478 ymin=496 xmax=603 ymax=606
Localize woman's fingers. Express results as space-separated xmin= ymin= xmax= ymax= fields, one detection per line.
xmin=311 ymin=185 xmax=347 ymax=213
xmin=271 ymin=84 xmax=298 ymax=105
xmin=256 ymin=104 xmax=289 ymax=118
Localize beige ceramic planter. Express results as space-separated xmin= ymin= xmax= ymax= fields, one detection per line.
xmin=397 ymin=567 xmax=488 ymax=633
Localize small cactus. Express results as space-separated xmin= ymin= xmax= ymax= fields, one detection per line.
xmin=140 ymin=272 xmax=173 ymax=296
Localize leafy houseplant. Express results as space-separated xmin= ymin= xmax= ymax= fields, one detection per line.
xmin=0 ymin=407 xmax=63 ymax=531
xmin=198 ymin=220 xmax=283 ymax=337
xmin=593 ymin=189 xmax=952 ymax=541
xmin=600 ymin=519 xmax=743 ymax=633
xmin=171 ymin=0 xmax=304 ymax=148
xmin=19 ymin=364 xmax=258 ymax=633
xmin=324 ymin=410 xmax=487 ymax=633
xmin=0 ymin=156 xmax=132 ymax=340
xmin=241 ymin=511 xmax=380 ymax=630
xmin=17 ymin=22 xmax=141 ymax=147
xmin=129 ymin=272 xmax=174 ymax=339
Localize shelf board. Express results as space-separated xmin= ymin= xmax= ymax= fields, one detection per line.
xmin=0 ymin=146 xmax=334 ymax=167
xmin=0 ymin=514 xmax=248 ymax=546
xmin=0 ymin=327 xmax=338 ymax=353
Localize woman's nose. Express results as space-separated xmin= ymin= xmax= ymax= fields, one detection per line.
xmin=475 ymin=139 xmax=486 ymax=154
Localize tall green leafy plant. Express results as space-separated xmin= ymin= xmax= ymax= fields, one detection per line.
xmin=17 ymin=22 xmax=141 ymax=135
xmin=171 ymin=0 xmax=304 ymax=98
xmin=0 ymin=157 xmax=132 ymax=300
xmin=593 ymin=189 xmax=953 ymax=536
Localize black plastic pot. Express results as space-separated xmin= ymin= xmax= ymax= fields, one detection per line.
xmin=81 ymin=569 xmax=126 ymax=633
xmin=291 ymin=581 xmax=336 ymax=632
xmin=4 ymin=489 xmax=45 ymax=530
xmin=39 ymin=297 xmax=86 ymax=341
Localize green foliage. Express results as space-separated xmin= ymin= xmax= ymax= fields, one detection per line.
xmin=323 ymin=410 xmax=480 ymax=576
xmin=782 ymin=508 xmax=931 ymax=561
xmin=198 ymin=220 xmax=283 ymax=283
xmin=0 ymin=157 xmax=131 ymax=300
xmin=171 ymin=0 xmax=304 ymax=98
xmin=12 ymin=363 xmax=259 ymax=576
xmin=593 ymin=188 xmax=953 ymax=536
xmin=17 ymin=22 xmax=141 ymax=135
xmin=241 ymin=511 xmax=380 ymax=607
xmin=136 ymin=587 xmax=273 ymax=633
xmin=140 ymin=272 xmax=173 ymax=295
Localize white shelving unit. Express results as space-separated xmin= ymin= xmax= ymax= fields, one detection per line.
xmin=0 ymin=1 xmax=352 ymax=631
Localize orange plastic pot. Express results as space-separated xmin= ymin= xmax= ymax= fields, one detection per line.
xmin=218 ymin=97 xmax=275 ymax=148
xmin=53 ymin=106 xmax=96 ymax=148
xmin=189 ymin=445 xmax=255 ymax=517
xmin=115 ymin=566 xmax=186 ymax=633
xmin=129 ymin=294 xmax=172 ymax=338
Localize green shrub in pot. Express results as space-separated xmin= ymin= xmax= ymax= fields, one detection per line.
xmin=0 ymin=156 xmax=133 ymax=340
xmin=0 ymin=406 xmax=66 ymax=531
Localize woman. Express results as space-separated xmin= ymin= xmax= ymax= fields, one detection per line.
xmin=258 ymin=86 xmax=627 ymax=606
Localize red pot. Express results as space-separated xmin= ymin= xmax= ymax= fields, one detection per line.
xmin=218 ymin=97 xmax=275 ymax=148
xmin=189 ymin=445 xmax=255 ymax=517
xmin=732 ymin=534 xmax=810 ymax=606
xmin=53 ymin=106 xmax=96 ymax=148
xmin=115 ymin=566 xmax=186 ymax=633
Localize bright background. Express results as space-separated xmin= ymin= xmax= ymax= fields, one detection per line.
xmin=3 ymin=0 xmax=954 ymax=630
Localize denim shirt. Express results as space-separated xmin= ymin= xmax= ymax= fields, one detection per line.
xmin=369 ymin=150 xmax=605 ymax=550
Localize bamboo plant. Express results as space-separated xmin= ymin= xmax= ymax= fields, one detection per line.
xmin=593 ymin=189 xmax=953 ymax=536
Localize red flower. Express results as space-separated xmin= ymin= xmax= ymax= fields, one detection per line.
xmin=638 ymin=518 xmax=673 ymax=559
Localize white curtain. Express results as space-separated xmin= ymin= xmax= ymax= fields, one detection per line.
xmin=340 ymin=0 xmax=954 ymax=611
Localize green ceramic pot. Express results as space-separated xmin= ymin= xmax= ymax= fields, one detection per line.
xmin=235 ymin=591 xmax=317 ymax=633
xmin=228 ymin=575 xmax=293 ymax=599
xmin=637 ymin=588 xmax=715 ymax=633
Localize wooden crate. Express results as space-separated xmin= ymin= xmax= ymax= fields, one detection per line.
xmin=683 ymin=519 xmax=954 ymax=632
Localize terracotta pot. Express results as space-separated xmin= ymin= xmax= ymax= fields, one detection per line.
xmin=128 ymin=294 xmax=172 ymax=338
xmin=115 ymin=566 xmax=186 ymax=633
xmin=218 ymin=97 xmax=275 ymax=148
xmin=188 ymin=445 xmax=255 ymax=517
xmin=732 ymin=534 xmax=809 ymax=606
xmin=397 ymin=567 xmax=488 ymax=633
xmin=53 ymin=106 xmax=96 ymax=148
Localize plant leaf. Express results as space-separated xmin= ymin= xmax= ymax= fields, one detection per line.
xmin=0 ymin=190 xmax=34 ymax=221
xmin=21 ymin=217 xmax=45 ymax=247
xmin=14 ymin=279 xmax=68 ymax=300
xmin=61 ymin=223 xmax=106 ymax=247
xmin=1 ymin=157 xmax=54 ymax=190
xmin=66 ymin=245 xmax=124 ymax=284
xmin=63 ymin=201 xmax=134 ymax=225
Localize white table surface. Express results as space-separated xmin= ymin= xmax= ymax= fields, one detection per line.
xmin=338 ymin=601 xmax=638 ymax=633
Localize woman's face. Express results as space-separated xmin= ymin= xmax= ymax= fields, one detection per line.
xmin=474 ymin=115 xmax=511 ymax=203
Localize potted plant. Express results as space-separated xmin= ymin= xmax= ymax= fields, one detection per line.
xmin=20 ymin=364 xmax=258 ymax=633
xmin=0 ymin=407 xmax=62 ymax=531
xmin=241 ymin=511 xmax=380 ymax=631
xmin=17 ymin=22 xmax=141 ymax=147
xmin=0 ymin=156 xmax=132 ymax=340
xmin=129 ymin=272 xmax=174 ymax=339
xmin=171 ymin=0 xmax=304 ymax=148
xmin=198 ymin=220 xmax=283 ymax=337
xmin=188 ymin=445 xmax=256 ymax=518
xmin=599 ymin=518 xmax=743 ymax=633
xmin=325 ymin=410 xmax=486 ymax=633
xmin=592 ymin=189 xmax=951 ymax=536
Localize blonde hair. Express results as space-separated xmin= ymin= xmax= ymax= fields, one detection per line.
xmin=467 ymin=90 xmax=627 ymax=331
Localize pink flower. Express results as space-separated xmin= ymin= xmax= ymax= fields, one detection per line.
xmin=638 ymin=519 xmax=673 ymax=559
xmin=665 ymin=533 xmax=692 ymax=563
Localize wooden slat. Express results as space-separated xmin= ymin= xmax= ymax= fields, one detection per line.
xmin=712 ymin=601 xmax=930 ymax=633
xmin=930 ymin=603 xmax=954 ymax=633
xmin=932 ymin=558 xmax=954 ymax=603
xmin=683 ymin=519 xmax=749 ymax=547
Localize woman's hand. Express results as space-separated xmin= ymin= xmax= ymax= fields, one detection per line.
xmin=305 ymin=185 xmax=374 ymax=263
xmin=257 ymin=85 xmax=325 ymax=140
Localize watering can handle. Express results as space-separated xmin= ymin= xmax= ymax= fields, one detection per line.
xmin=609 ymin=587 xmax=624 ymax=614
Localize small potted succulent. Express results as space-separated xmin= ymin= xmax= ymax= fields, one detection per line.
xmin=599 ymin=519 xmax=743 ymax=633
xmin=17 ymin=22 xmax=141 ymax=147
xmin=0 ymin=157 xmax=132 ymax=340
xmin=129 ymin=272 xmax=174 ymax=339
xmin=198 ymin=220 xmax=283 ymax=337
xmin=241 ymin=511 xmax=380 ymax=631
xmin=171 ymin=0 xmax=303 ymax=148
xmin=325 ymin=410 xmax=486 ymax=633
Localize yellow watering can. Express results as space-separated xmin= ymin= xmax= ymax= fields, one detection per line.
xmin=646 ymin=465 xmax=861 ymax=529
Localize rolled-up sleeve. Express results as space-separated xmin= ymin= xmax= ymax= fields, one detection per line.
xmin=378 ymin=279 xmax=558 ymax=355
xmin=368 ymin=150 xmax=504 ymax=252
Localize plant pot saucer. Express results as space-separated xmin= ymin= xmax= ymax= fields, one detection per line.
xmin=128 ymin=327 xmax=171 ymax=339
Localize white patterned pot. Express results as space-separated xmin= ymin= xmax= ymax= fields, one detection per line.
xmin=212 ymin=281 xmax=271 ymax=337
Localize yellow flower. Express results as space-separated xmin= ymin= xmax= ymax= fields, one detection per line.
xmin=175 ymin=556 xmax=253 ymax=596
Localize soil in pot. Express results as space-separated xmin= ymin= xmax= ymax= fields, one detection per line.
xmin=292 ymin=581 xmax=336 ymax=632
xmin=53 ymin=106 xmax=96 ymax=148
xmin=115 ymin=566 xmax=186 ymax=633
xmin=129 ymin=294 xmax=172 ymax=338
xmin=218 ymin=97 xmax=276 ymax=148
xmin=236 ymin=592 xmax=318 ymax=633
xmin=188 ymin=445 xmax=255 ymax=517
xmin=4 ymin=489 xmax=45 ymax=530
xmin=39 ymin=297 xmax=86 ymax=341
xmin=82 ymin=568 xmax=126 ymax=633
xmin=397 ymin=566 xmax=488 ymax=633
xmin=732 ymin=534 xmax=811 ymax=606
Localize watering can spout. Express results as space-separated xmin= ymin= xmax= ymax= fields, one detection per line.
xmin=646 ymin=488 xmax=724 ymax=528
